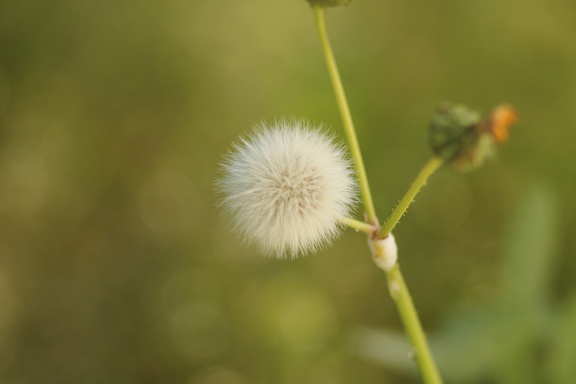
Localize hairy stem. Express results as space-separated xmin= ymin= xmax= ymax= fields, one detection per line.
xmin=379 ymin=157 xmax=443 ymax=237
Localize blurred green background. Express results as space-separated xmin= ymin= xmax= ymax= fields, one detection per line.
xmin=1 ymin=0 xmax=575 ymax=383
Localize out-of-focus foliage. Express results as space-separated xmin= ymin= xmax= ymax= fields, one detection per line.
xmin=0 ymin=0 xmax=575 ymax=384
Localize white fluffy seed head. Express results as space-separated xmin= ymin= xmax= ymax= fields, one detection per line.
xmin=218 ymin=120 xmax=357 ymax=258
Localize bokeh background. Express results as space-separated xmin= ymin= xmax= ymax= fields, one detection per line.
xmin=1 ymin=0 xmax=575 ymax=383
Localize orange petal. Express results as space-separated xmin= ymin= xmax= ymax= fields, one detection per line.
xmin=490 ymin=105 xmax=517 ymax=144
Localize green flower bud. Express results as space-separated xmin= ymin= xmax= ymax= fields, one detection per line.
xmin=429 ymin=103 xmax=481 ymax=163
xmin=428 ymin=103 xmax=517 ymax=173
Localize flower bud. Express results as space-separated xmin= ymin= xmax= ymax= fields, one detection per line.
xmin=428 ymin=103 xmax=517 ymax=173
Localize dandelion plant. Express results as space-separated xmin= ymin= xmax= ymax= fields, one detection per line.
xmin=216 ymin=1 xmax=517 ymax=383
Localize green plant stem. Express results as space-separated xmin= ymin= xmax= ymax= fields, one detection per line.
xmin=385 ymin=263 xmax=443 ymax=384
xmin=340 ymin=217 xmax=377 ymax=235
xmin=379 ymin=157 xmax=443 ymax=238
xmin=313 ymin=6 xmax=377 ymax=224
xmin=311 ymin=6 xmax=444 ymax=383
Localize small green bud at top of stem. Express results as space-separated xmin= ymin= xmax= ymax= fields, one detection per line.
xmin=428 ymin=103 xmax=517 ymax=173
xmin=307 ymin=0 xmax=351 ymax=8
xmin=428 ymin=103 xmax=481 ymax=163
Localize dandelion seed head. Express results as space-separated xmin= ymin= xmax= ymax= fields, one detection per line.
xmin=218 ymin=120 xmax=357 ymax=258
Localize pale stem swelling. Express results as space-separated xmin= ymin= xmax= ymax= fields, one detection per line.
xmin=312 ymin=6 xmax=445 ymax=384
xmin=379 ymin=157 xmax=443 ymax=238
xmin=313 ymin=6 xmax=377 ymax=224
